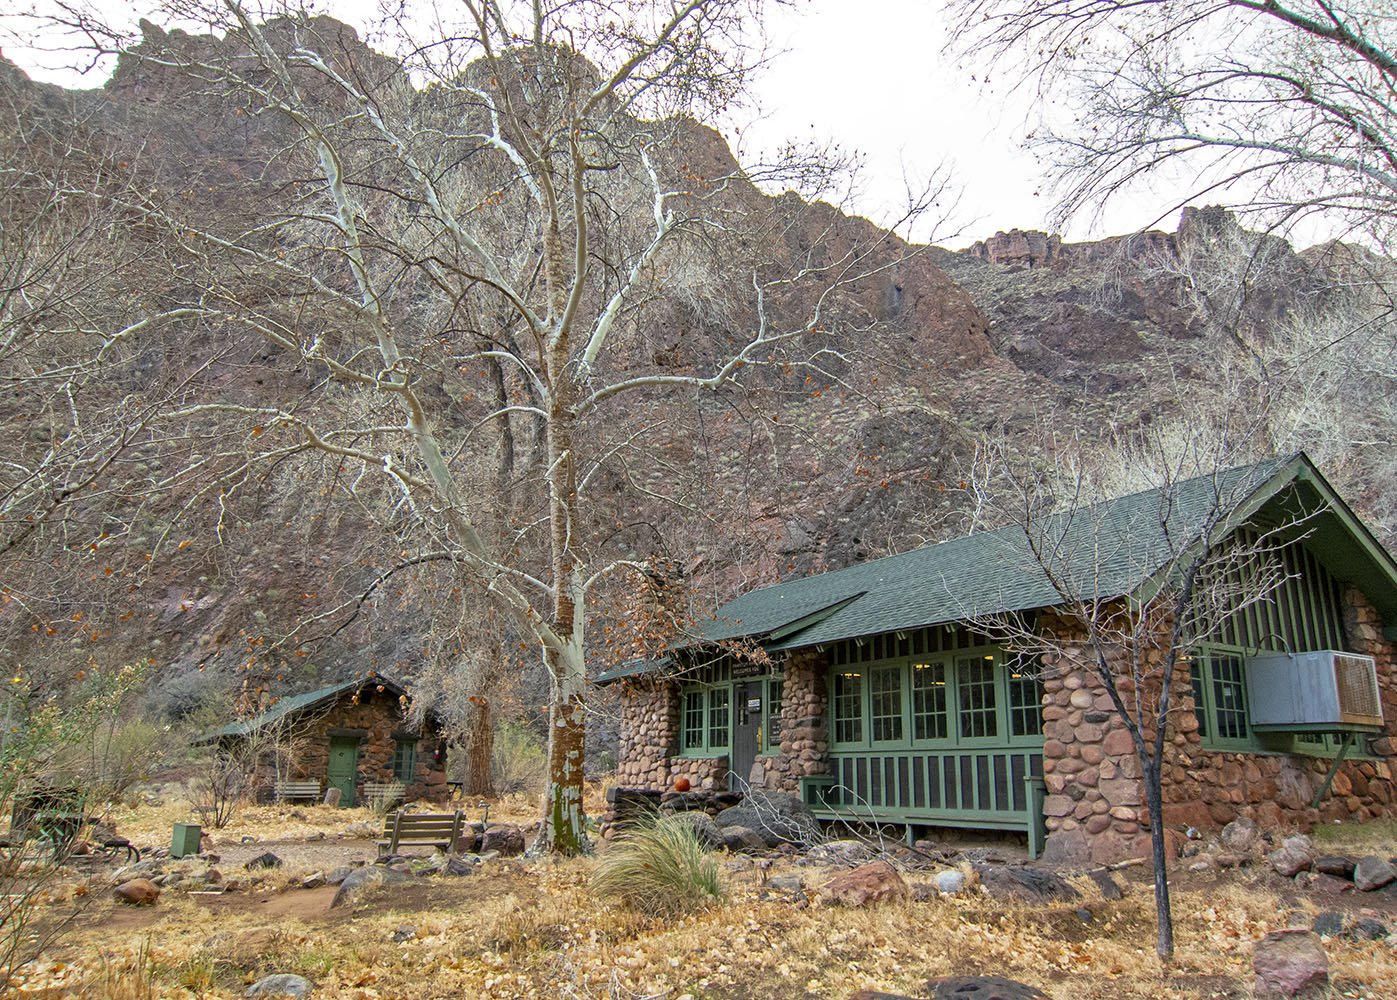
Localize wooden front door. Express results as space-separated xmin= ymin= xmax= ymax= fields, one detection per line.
xmin=327 ymin=736 xmax=359 ymax=807
xmin=730 ymin=681 xmax=763 ymax=790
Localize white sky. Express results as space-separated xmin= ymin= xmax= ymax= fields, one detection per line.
xmin=5 ymin=0 xmax=1184 ymax=249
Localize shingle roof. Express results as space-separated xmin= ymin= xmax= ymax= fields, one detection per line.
xmin=199 ymin=673 xmax=407 ymax=742
xmin=694 ymin=455 xmax=1300 ymax=650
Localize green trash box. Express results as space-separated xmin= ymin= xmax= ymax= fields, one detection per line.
xmin=170 ymin=822 xmax=201 ymax=859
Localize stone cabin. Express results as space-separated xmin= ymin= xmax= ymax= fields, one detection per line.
xmin=603 ymin=454 xmax=1397 ymax=864
xmin=204 ymin=673 xmax=450 ymax=806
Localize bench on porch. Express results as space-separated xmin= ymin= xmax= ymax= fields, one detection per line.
xmin=799 ymin=747 xmax=1048 ymax=858
xmin=376 ymin=809 xmax=465 ymax=856
xmin=274 ymin=780 xmax=323 ymax=803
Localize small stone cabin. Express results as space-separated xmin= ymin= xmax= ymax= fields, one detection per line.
xmin=604 ymin=454 xmax=1397 ymax=864
xmin=205 ymin=673 xmax=450 ymax=806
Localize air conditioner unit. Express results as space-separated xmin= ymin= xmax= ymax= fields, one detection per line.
xmin=1246 ymin=651 xmax=1384 ymax=730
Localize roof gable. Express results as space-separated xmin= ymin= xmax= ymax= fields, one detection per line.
xmin=201 ymin=673 xmax=411 ymax=742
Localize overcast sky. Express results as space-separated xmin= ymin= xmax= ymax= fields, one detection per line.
xmin=5 ymin=0 xmax=1184 ymax=249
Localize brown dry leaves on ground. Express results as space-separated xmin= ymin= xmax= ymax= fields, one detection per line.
xmin=8 ymin=798 xmax=1397 ymax=1000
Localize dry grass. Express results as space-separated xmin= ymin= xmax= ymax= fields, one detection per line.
xmin=8 ymin=802 xmax=1396 ymax=1000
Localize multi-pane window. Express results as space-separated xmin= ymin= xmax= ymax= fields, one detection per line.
xmin=834 ymin=671 xmax=864 ymax=744
xmin=1190 ymin=653 xmax=1250 ymax=745
xmin=708 ymin=687 xmax=730 ymax=749
xmin=393 ymin=738 xmax=417 ymax=782
xmin=870 ymin=666 xmax=904 ymax=742
xmin=911 ymin=660 xmax=949 ymax=740
xmin=682 ymin=690 xmax=705 ymax=750
xmin=1006 ymin=658 xmax=1044 ymax=738
xmin=957 ymin=655 xmax=999 ymax=739
xmin=766 ymin=680 xmax=784 ymax=750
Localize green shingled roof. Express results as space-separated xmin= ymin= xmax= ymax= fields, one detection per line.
xmin=681 ymin=452 xmax=1397 ymax=655
xmin=199 ymin=674 xmax=406 ymax=742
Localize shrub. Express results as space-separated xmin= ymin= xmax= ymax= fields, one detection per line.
xmin=591 ymin=815 xmax=724 ymax=918
xmin=491 ymin=721 xmax=547 ymax=796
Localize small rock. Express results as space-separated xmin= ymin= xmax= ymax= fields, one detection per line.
xmin=245 ymin=973 xmax=313 ymax=998
xmin=480 ymin=823 xmax=525 ymax=857
xmin=820 ymin=861 xmax=909 ymax=907
xmin=1190 ymin=860 xmax=1212 ymax=872
xmin=978 ymin=866 xmax=1079 ymax=902
xmin=932 ymin=869 xmax=966 ymax=895
xmin=240 ymin=836 xmax=257 ymax=844
xmin=1347 ymin=917 xmax=1387 ymax=941
xmin=769 ymin=874 xmax=803 ymax=892
xmin=1217 ymin=852 xmax=1251 ymax=869
xmin=391 ymin=925 xmax=416 ymax=943
xmin=806 ymin=839 xmax=875 ymax=866
xmin=155 ymin=873 xmax=183 ymax=888
xmin=326 ymin=866 xmax=353 ymax=886
xmin=204 ymin=869 xmax=223 ymax=885
xmin=113 ymin=879 xmax=160 ymax=906
xmin=1089 ymin=870 xmax=1125 ymax=901
xmin=1221 ymin=816 xmax=1258 ymax=852
xmin=443 ymin=854 xmax=477 ymax=877
xmin=1310 ymin=911 xmax=1344 ymax=938
xmin=1312 ymin=856 xmax=1356 ymax=880
xmin=1075 ymin=908 xmax=1093 ymax=923
xmin=1353 ymin=855 xmax=1396 ymax=892
xmin=343 ymin=821 xmax=377 ymax=838
xmin=244 ymin=852 xmax=283 ymax=870
xmin=910 ymin=883 xmax=937 ymax=902
xmin=301 ymin=872 xmax=326 ymax=889
xmin=1270 ymin=841 xmax=1314 ymax=878
xmin=1252 ymin=929 xmax=1328 ymax=997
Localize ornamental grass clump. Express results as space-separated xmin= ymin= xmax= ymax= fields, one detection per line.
xmin=591 ymin=815 xmax=724 ymax=918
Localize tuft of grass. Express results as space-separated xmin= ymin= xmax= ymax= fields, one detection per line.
xmin=591 ymin=815 xmax=724 ymax=919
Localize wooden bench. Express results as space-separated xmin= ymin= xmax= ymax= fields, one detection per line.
xmin=274 ymin=780 xmax=322 ymax=803
xmin=376 ymin=810 xmax=464 ymax=856
xmin=362 ymin=782 xmax=405 ymax=810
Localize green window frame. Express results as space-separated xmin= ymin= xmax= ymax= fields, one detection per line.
xmin=678 ymin=665 xmax=783 ymax=758
xmin=834 ymin=670 xmax=864 ymax=744
xmin=682 ymin=690 xmax=705 ymax=750
xmin=1189 ymin=651 xmax=1252 ymax=748
xmin=911 ymin=660 xmax=949 ymax=740
xmin=764 ymin=679 xmax=784 ymax=754
xmin=393 ymin=738 xmax=417 ymax=782
xmin=1007 ymin=657 xmax=1044 ymax=738
xmin=956 ymin=655 xmax=999 ymax=741
xmin=870 ymin=665 xmax=904 ymax=743
xmin=708 ymin=687 xmax=730 ymax=749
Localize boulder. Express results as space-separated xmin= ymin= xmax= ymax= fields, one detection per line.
xmin=1352 ymin=855 xmax=1396 ymax=891
xmin=769 ymin=874 xmax=804 ymax=892
xmin=113 ymin=879 xmax=160 ymax=906
xmin=821 ymin=861 xmax=908 ymax=907
xmin=924 ymin=976 xmax=1048 ymax=999
xmin=245 ymin=973 xmax=313 ymax=998
xmin=244 ymin=852 xmax=283 ymax=870
xmin=1221 ymin=816 xmax=1258 ymax=852
xmin=442 ymin=854 xmax=477 ymax=877
xmin=1252 ymin=929 xmax=1328 ymax=997
xmin=714 ymin=791 xmax=819 ymax=847
xmin=325 ymin=866 xmax=353 ymax=887
xmin=667 ymin=810 xmax=723 ymax=850
xmin=1312 ymin=856 xmax=1356 ymax=880
xmin=977 ymin=866 xmax=1079 ymax=902
xmin=1348 ymin=917 xmax=1388 ymax=941
xmin=479 ymin=823 xmax=525 ymax=857
xmin=1310 ymin=911 xmax=1344 ymax=937
xmin=329 ymin=865 xmax=416 ymax=908
xmin=720 ymin=825 xmax=768 ymax=852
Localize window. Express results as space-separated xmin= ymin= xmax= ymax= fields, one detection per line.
xmin=957 ymin=655 xmax=999 ymax=739
xmin=393 ymin=738 xmax=417 ymax=782
xmin=1007 ymin=657 xmax=1044 ymax=738
xmin=1190 ymin=652 xmax=1250 ymax=746
xmin=870 ymin=665 xmax=903 ymax=742
xmin=911 ymin=660 xmax=948 ymax=740
xmin=682 ymin=690 xmax=705 ymax=750
xmin=765 ymin=679 xmax=784 ymax=751
xmin=707 ymin=687 xmax=730 ymax=749
xmin=834 ymin=671 xmax=863 ymax=743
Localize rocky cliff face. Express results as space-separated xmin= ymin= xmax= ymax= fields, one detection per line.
xmin=2 ymin=20 xmax=1390 ymax=714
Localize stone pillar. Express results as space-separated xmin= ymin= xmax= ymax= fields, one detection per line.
xmin=615 ymin=677 xmax=678 ymax=791
xmin=763 ymin=649 xmax=829 ymax=793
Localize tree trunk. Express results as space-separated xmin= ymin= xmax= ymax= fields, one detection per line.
xmin=1142 ymin=756 xmax=1175 ymax=963
xmin=461 ymin=695 xmax=496 ymax=799
xmin=534 ymin=642 xmax=588 ymax=855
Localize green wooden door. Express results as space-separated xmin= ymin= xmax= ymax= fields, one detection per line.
xmin=327 ymin=736 xmax=359 ymax=807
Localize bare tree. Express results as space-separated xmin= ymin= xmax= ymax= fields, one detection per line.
xmin=19 ymin=0 xmax=922 ymax=852
xmin=961 ymin=431 xmax=1325 ymax=962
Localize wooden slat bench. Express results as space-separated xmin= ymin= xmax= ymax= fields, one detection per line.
xmin=274 ymin=780 xmax=322 ymax=803
xmin=376 ymin=810 xmax=464 ymax=856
